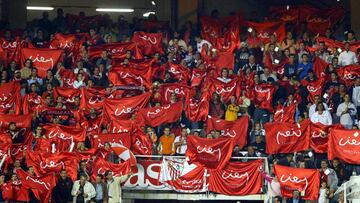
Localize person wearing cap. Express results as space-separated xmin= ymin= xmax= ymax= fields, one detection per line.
xmin=104 ymin=170 xmax=130 ymax=203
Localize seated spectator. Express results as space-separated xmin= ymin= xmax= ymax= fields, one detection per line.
xmin=310 ymin=103 xmax=332 ymax=125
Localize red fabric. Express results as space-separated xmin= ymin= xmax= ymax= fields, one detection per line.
xmin=58 ymin=68 xmax=76 ymax=87
xmin=274 ymin=164 xmax=320 ymax=200
xmin=206 ymin=115 xmax=249 ymax=148
xmin=22 ymin=93 xmax=45 ymax=114
xmin=143 ymin=20 xmax=169 ymax=31
xmin=313 ymin=57 xmax=329 ymax=78
xmin=42 ymin=124 xmax=86 ymax=152
xmin=274 ymin=103 xmax=296 ymax=123
xmin=53 ymin=87 xmax=81 ymax=105
xmin=0 ymin=82 xmax=22 ymax=114
xmin=10 ymin=180 xmax=30 ymax=202
xmin=0 ymin=114 xmax=32 ymax=129
xmin=102 ymin=92 xmax=151 ymax=122
xmin=191 ymin=68 xmax=207 ymax=87
xmin=131 ymin=129 xmax=153 ymax=155
xmin=91 ymin=157 xmax=131 ymax=180
xmin=185 ymin=136 xmax=234 ymax=170
xmin=328 ymin=129 xmax=360 ymax=164
xmin=0 ymin=37 xmax=21 ymax=64
xmin=246 ymin=21 xmax=286 ymax=43
xmin=108 ymin=119 xmax=135 ymax=134
xmin=79 ymin=87 xmax=109 ymax=110
xmin=184 ymin=97 xmax=209 ymax=122
xmin=336 ymin=65 xmax=360 ymax=88
xmin=160 ymin=63 xmax=191 ymax=84
xmin=92 ymin=132 xmax=131 ymax=149
xmin=204 ymin=77 xmax=241 ymax=103
xmin=49 ymin=33 xmax=81 ymax=60
xmin=159 ymin=83 xmax=195 ymax=104
xmin=1 ymin=182 xmax=13 ymax=201
xmin=88 ymin=42 xmax=142 ymax=60
xmin=16 ymin=169 xmax=56 ymax=203
xmin=301 ymin=78 xmax=326 ymax=103
xmin=132 ymin=32 xmax=164 ymax=55
xmin=265 ymin=120 xmax=311 ymax=154
xmin=209 ymin=159 xmax=262 ymax=195
xmin=20 ymin=48 xmax=63 ymax=78
xmin=200 ymin=16 xmax=221 ymax=46
xmin=108 ymin=65 xmax=153 ymax=89
xmin=26 ymin=151 xmax=80 ymax=181
xmin=310 ymin=123 xmax=333 ymax=154
xmin=67 ymin=14 xmax=102 ymax=32
xmin=253 ymin=84 xmax=276 ymax=112
xmin=136 ymin=101 xmax=182 ymax=127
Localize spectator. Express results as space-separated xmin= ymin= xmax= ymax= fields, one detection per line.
xmin=174 ymin=127 xmax=188 ymax=155
xmin=320 ymin=160 xmax=338 ymax=200
xmin=249 ymin=122 xmax=265 ymax=143
xmin=286 ymin=190 xmax=305 ymax=203
xmin=242 ymin=54 xmax=263 ymax=73
xmin=284 ymin=54 xmax=297 ymax=79
xmin=217 ymin=68 xmax=231 ymax=83
xmin=225 ymin=96 xmax=239 ymax=121
xmin=91 ymin=174 xmax=108 ymax=203
xmin=336 ymin=94 xmax=357 ymax=129
xmin=104 ymin=170 xmax=130 ymax=203
xmin=158 ymin=127 xmax=175 ymax=155
xmin=53 ymin=170 xmax=73 ymax=203
xmin=27 ymin=68 xmax=43 ymax=87
xmin=338 ymin=42 xmax=358 ymax=66
xmin=308 ymin=95 xmax=329 ymax=118
xmin=209 ymin=93 xmax=225 ymax=118
xmin=21 ymin=59 xmax=33 ymax=80
xmin=350 ymin=77 xmax=360 ymax=114
xmin=310 ymin=103 xmax=332 ymax=125
xmin=71 ymin=174 xmax=96 ymax=203
xmin=297 ymin=54 xmax=313 ymax=80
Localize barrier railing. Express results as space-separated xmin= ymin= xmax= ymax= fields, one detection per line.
xmin=122 ymin=155 xmax=270 ymax=201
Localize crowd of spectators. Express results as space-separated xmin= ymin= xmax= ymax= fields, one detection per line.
xmin=0 ymin=7 xmax=359 ymax=203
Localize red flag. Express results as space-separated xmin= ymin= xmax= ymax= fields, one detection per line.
xmin=58 ymin=68 xmax=76 ymax=88
xmin=160 ymin=63 xmax=191 ymax=84
xmin=26 ymin=151 xmax=80 ymax=181
xmin=8 ymin=180 xmax=29 ymax=202
xmin=274 ymin=103 xmax=296 ymax=123
xmin=43 ymin=124 xmax=86 ymax=152
xmin=301 ymin=78 xmax=325 ymax=103
xmin=92 ymin=133 xmax=131 ymax=149
xmin=253 ymin=84 xmax=276 ymax=112
xmin=79 ymin=87 xmax=110 ymax=110
xmin=20 ymin=48 xmax=63 ymax=78
xmin=102 ymin=92 xmax=151 ymax=121
xmin=108 ymin=65 xmax=153 ymax=89
xmin=11 ymin=143 xmax=27 ymax=161
xmin=16 ymin=169 xmax=56 ymax=203
xmin=22 ymin=93 xmax=45 ymax=114
xmin=185 ymin=136 xmax=234 ymax=170
xmin=136 ymin=102 xmax=182 ymax=127
xmin=0 ymin=114 xmax=32 ymax=129
xmin=209 ymin=160 xmax=262 ymax=195
xmin=200 ymin=16 xmax=221 ymax=46
xmin=49 ymin=33 xmax=80 ymax=59
xmin=159 ymin=157 xmax=208 ymax=193
xmin=274 ymin=164 xmax=320 ymax=200
xmin=53 ymin=87 xmax=81 ymax=105
xmin=67 ymin=14 xmax=101 ymax=32
xmin=0 ymin=37 xmax=21 ymax=64
xmin=337 ymin=65 xmax=360 ymax=88
xmin=191 ymin=68 xmax=207 ymax=87
xmin=88 ymin=42 xmax=142 ymax=60
xmin=205 ymin=77 xmax=242 ymax=103
xmin=310 ymin=123 xmax=331 ymax=153
xmin=313 ymin=57 xmax=329 ymax=78
xmin=184 ymin=97 xmax=209 ymax=122
xmin=159 ymin=84 xmax=194 ymax=104
xmin=131 ymin=129 xmax=153 ymax=155
xmin=0 ymin=81 xmax=22 ymax=114
xmin=265 ymin=120 xmax=310 ymax=154
xmin=108 ymin=119 xmax=135 ymax=134
xmin=132 ymin=32 xmax=164 ymax=55
xmin=328 ymin=129 xmax=360 ymax=164
xmin=246 ymin=21 xmax=286 ymax=43
xmin=91 ymin=157 xmax=131 ymax=181
xmin=206 ymin=115 xmax=249 ymax=148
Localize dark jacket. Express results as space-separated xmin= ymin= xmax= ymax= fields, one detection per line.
xmin=53 ymin=177 xmax=73 ymax=203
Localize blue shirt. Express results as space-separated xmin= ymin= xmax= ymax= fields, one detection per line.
xmin=95 ymin=183 xmax=103 ymax=200
xmin=297 ymin=62 xmax=313 ymax=79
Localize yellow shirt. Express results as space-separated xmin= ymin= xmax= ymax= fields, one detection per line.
xmin=225 ymin=104 xmax=239 ymax=121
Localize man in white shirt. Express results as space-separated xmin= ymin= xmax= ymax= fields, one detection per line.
xmin=105 ymin=170 xmax=130 ymax=203
xmin=174 ymin=128 xmax=188 ymax=155
xmin=338 ymin=42 xmax=358 ymax=66
xmin=336 ymin=94 xmax=357 ymax=129
xmin=352 ymin=77 xmax=360 ymax=111
xmin=310 ymin=103 xmax=332 ymax=126
xmin=308 ymin=95 xmax=329 ymax=118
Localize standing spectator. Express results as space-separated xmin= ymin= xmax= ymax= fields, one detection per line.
xmin=21 ymin=59 xmax=33 ymax=80
xmin=71 ymin=174 xmax=96 ymax=203
xmin=52 ymin=8 xmax=67 ymax=33
xmin=91 ymin=174 xmax=108 ymax=203
xmin=320 ymin=160 xmax=338 ymax=200
xmin=338 ymin=42 xmax=358 ymax=66
xmin=336 ymin=94 xmax=357 ymax=129
xmin=53 ymin=169 xmax=73 ymax=203
xmin=308 ymin=95 xmax=329 ymax=118
xmin=39 ymin=12 xmax=52 ymax=33
xmin=174 ymin=128 xmax=188 ymax=155
xmin=104 ymin=170 xmax=130 ymax=203
xmin=350 ymin=77 xmax=360 ymax=115
xmin=225 ymin=96 xmax=239 ymax=121
xmin=297 ymin=54 xmax=313 ymax=80
xmin=96 ymin=51 xmax=112 ymax=69
xmin=242 ymin=54 xmax=263 ymax=73
xmin=281 ymin=31 xmax=296 ymax=54
xmin=158 ymin=127 xmax=175 ymax=155
xmin=286 ymin=190 xmax=305 ymax=203
xmin=208 ymin=93 xmax=225 ymax=118
xmin=27 ymin=68 xmax=43 ymax=87
xmin=284 ymin=54 xmax=297 ymax=79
